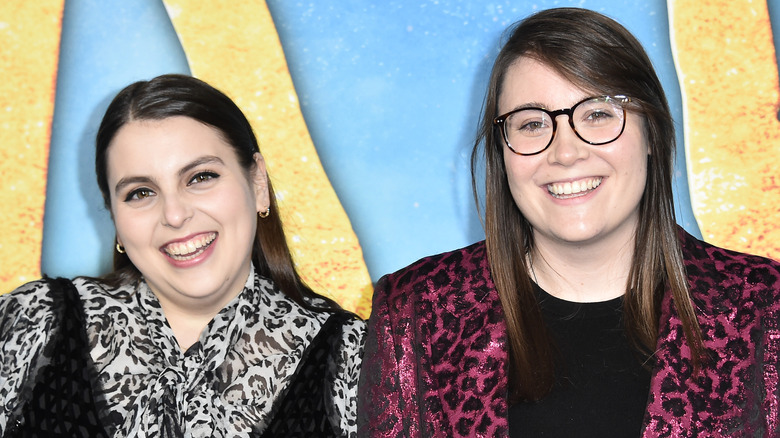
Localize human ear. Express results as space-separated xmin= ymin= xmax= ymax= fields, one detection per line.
xmin=252 ymin=152 xmax=271 ymax=212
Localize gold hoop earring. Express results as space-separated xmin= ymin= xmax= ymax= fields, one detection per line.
xmin=116 ymin=243 xmax=126 ymax=254
xmin=258 ymin=207 xmax=270 ymax=218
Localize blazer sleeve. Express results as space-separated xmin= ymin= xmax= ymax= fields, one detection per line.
xmin=757 ymin=262 xmax=780 ymax=433
xmin=357 ymin=274 xmax=422 ymax=437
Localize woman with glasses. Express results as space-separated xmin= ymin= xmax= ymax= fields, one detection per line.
xmin=358 ymin=7 xmax=780 ymax=437
xmin=0 ymin=74 xmax=364 ymax=437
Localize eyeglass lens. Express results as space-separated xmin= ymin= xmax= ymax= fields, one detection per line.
xmin=502 ymin=96 xmax=627 ymax=155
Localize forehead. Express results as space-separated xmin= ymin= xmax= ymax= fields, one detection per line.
xmin=106 ymin=116 xmax=239 ymax=177
xmin=498 ymin=57 xmax=593 ymax=112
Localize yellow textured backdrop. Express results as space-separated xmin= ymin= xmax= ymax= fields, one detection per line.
xmin=0 ymin=1 xmax=372 ymax=317
xmin=0 ymin=1 xmax=63 ymax=291
xmin=3 ymin=2 xmax=780 ymax=311
xmin=162 ymin=0 xmax=373 ymax=317
xmin=670 ymin=0 xmax=780 ymax=260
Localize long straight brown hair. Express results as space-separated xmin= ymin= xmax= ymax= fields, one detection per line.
xmin=95 ymin=74 xmax=340 ymax=312
xmin=471 ymin=8 xmax=703 ymax=402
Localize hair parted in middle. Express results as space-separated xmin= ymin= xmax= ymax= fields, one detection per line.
xmin=95 ymin=74 xmax=341 ymax=312
xmin=470 ymin=7 xmax=703 ymax=402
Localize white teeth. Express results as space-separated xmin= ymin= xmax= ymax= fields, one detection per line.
xmin=548 ymin=177 xmax=602 ymax=198
xmin=163 ymin=233 xmax=216 ymax=260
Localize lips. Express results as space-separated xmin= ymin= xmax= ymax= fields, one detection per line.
xmin=161 ymin=232 xmax=217 ymax=261
xmin=547 ymin=177 xmax=602 ymax=198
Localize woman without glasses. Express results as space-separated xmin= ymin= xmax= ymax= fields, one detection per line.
xmin=358 ymin=7 xmax=780 ymax=437
xmin=0 ymin=74 xmax=364 ymax=437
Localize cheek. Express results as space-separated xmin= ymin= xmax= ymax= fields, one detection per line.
xmin=617 ymin=150 xmax=650 ymax=204
xmin=627 ymin=141 xmax=650 ymax=179
xmin=503 ymin=154 xmax=535 ymax=198
xmin=112 ymin=208 xmax=151 ymax=245
xmin=216 ymin=184 xmax=257 ymax=214
xmin=206 ymin=185 xmax=259 ymax=233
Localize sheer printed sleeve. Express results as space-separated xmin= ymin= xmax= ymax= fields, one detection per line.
xmin=0 ymin=280 xmax=56 ymax=434
xmin=326 ymin=316 xmax=366 ymax=438
xmin=357 ymin=274 xmax=422 ymax=437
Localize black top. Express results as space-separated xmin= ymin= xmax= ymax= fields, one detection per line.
xmin=508 ymin=284 xmax=652 ymax=437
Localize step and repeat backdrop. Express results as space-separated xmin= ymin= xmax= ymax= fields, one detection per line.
xmin=2 ymin=1 xmax=779 ymax=317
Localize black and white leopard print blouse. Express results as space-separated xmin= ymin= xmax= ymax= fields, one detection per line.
xmin=0 ymin=268 xmax=365 ymax=437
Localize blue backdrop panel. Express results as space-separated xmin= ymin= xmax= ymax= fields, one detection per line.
xmin=42 ymin=0 xmax=702 ymax=282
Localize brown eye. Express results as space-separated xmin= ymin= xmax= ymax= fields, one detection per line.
xmin=125 ymin=188 xmax=154 ymax=202
xmin=189 ymin=172 xmax=219 ymax=185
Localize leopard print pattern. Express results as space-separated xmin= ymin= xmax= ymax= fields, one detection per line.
xmin=0 ymin=268 xmax=365 ymax=437
xmin=0 ymin=279 xmax=56 ymax=434
xmin=643 ymin=231 xmax=780 ymax=436
xmin=358 ymin=242 xmax=508 ymax=437
xmin=358 ymin=230 xmax=780 ymax=437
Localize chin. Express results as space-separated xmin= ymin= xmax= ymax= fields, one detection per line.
xmin=548 ymin=226 xmax=604 ymax=245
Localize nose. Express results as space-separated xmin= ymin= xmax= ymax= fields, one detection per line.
xmin=547 ymin=114 xmax=589 ymax=166
xmin=161 ymin=195 xmax=192 ymax=228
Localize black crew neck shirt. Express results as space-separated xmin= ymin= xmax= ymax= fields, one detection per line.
xmin=508 ymin=284 xmax=652 ymax=437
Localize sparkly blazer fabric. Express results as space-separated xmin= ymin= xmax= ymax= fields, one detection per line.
xmin=357 ymin=229 xmax=780 ymax=437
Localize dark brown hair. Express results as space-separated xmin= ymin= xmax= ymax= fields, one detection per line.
xmin=471 ymin=8 xmax=703 ymax=402
xmin=96 ymin=74 xmax=340 ymax=311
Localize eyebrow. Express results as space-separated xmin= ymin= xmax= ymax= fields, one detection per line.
xmin=522 ymin=101 xmax=548 ymax=109
xmin=502 ymin=101 xmax=549 ymax=114
xmin=178 ymin=155 xmax=225 ymax=178
xmin=113 ymin=155 xmax=226 ymax=194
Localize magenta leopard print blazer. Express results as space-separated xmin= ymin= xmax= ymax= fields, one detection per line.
xmin=357 ymin=229 xmax=780 ymax=437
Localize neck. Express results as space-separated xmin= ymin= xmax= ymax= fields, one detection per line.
xmin=150 ymin=269 xmax=251 ymax=351
xmin=163 ymin=306 xmax=216 ymax=351
xmin=155 ymin=292 xmax=228 ymax=351
xmin=530 ymin=229 xmax=636 ymax=303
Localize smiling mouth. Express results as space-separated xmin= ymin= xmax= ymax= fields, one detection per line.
xmin=162 ymin=232 xmax=217 ymax=261
xmin=547 ymin=177 xmax=603 ymax=199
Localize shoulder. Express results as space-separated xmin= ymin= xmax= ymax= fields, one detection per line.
xmin=252 ymin=275 xmax=365 ymax=350
xmin=323 ymin=313 xmax=365 ymax=365
xmin=2 ymin=278 xmax=54 ymax=302
xmin=309 ymin=312 xmax=366 ymax=361
xmin=679 ymin=228 xmax=780 ymax=310
xmin=0 ymin=276 xmax=119 ymax=346
xmin=70 ymin=276 xmax=135 ymax=313
xmin=315 ymin=311 xmax=365 ymax=349
xmin=338 ymin=314 xmax=366 ymax=346
xmin=373 ymin=241 xmax=495 ymax=319
xmin=679 ymin=228 xmax=780 ymax=274
xmin=378 ymin=240 xmax=489 ymax=296
xmin=1 ymin=279 xmax=57 ymax=327
xmin=0 ymin=280 xmax=59 ymax=359
xmin=0 ymin=279 xmax=59 ymax=429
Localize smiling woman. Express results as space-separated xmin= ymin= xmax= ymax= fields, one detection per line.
xmin=0 ymin=74 xmax=365 ymax=437
xmin=358 ymin=8 xmax=780 ymax=437
xmin=107 ymin=117 xmax=266 ymax=349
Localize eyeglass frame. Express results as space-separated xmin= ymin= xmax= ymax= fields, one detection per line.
xmin=493 ymin=95 xmax=632 ymax=156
